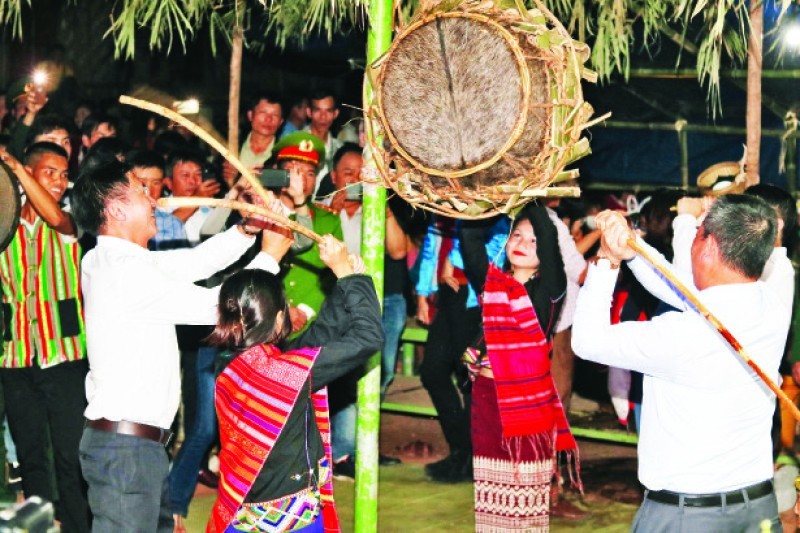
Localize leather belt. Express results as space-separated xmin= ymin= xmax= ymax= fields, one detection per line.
xmin=646 ymin=480 xmax=774 ymax=508
xmin=86 ymin=418 xmax=173 ymax=446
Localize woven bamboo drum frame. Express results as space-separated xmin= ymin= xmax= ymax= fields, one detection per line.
xmin=366 ymin=0 xmax=600 ymax=219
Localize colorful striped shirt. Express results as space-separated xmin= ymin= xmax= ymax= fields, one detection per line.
xmin=0 ymin=218 xmax=86 ymax=368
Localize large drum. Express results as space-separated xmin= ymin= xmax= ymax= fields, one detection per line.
xmin=0 ymin=163 xmax=21 ymax=253
xmin=369 ymin=0 xmax=598 ymax=218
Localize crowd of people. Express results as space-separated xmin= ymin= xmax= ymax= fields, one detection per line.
xmin=1 ymin=64 xmax=799 ymax=533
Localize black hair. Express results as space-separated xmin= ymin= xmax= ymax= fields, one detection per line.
xmin=332 ymin=142 xmax=362 ymax=169
xmin=71 ymin=159 xmax=132 ymax=235
xmin=23 ymin=141 xmax=68 ymax=166
xmin=81 ymin=112 xmax=118 ymax=138
xmin=207 ymin=269 xmax=292 ymax=352
xmin=308 ymin=89 xmax=338 ymax=108
xmin=639 ymin=188 xmax=687 ymax=259
xmin=127 ymin=149 xmax=165 ymax=172
xmin=745 ymin=183 xmax=797 ymax=255
xmin=246 ymin=92 xmax=283 ymax=114
xmin=26 ymin=114 xmax=73 ymax=144
xmin=701 ymin=194 xmax=777 ymax=279
xmin=153 ymin=130 xmax=188 ymax=159
xmin=82 ymin=137 xmax=128 ymax=173
xmin=165 ymin=148 xmax=205 ymax=178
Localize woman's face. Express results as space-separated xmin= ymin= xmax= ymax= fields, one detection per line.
xmin=506 ymin=219 xmax=540 ymax=271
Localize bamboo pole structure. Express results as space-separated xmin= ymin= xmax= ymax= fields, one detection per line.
xmin=228 ymin=0 xmax=245 ymax=156
xmin=353 ymin=0 xmax=392 ymax=531
xmin=628 ymin=238 xmax=800 ymax=422
xmin=745 ymin=1 xmax=764 ymax=187
xmin=158 ymin=197 xmax=323 ymax=244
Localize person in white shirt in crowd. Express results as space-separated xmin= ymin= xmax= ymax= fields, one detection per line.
xmin=323 ymin=143 xmax=363 ymax=255
xmin=572 ymin=194 xmax=791 ymax=532
xmin=70 ymin=159 xmax=286 ymax=532
xmin=546 ymin=207 xmax=586 ymax=416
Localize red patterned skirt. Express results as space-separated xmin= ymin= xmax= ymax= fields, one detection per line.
xmin=471 ymin=375 xmax=553 ymax=532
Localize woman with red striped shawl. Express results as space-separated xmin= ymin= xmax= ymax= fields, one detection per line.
xmin=205 ymin=234 xmax=384 ymax=533
xmin=460 ymin=205 xmax=580 ymax=532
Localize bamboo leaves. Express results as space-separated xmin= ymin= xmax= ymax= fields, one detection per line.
xmin=107 ymin=0 xmax=215 ymax=60
xmin=0 ymin=0 xmax=26 ymax=39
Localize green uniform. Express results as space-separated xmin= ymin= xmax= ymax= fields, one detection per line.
xmin=284 ymin=203 xmax=343 ymax=334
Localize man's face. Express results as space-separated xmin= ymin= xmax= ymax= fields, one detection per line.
xmin=282 ymin=160 xmax=318 ymax=197
xmin=134 ymin=166 xmax=165 ymax=200
xmin=289 ymin=100 xmax=308 ymax=123
xmin=307 ymin=97 xmax=339 ymax=132
xmin=27 ymin=153 xmax=69 ymax=202
xmin=247 ymin=100 xmax=283 ymax=138
xmin=118 ymin=175 xmax=157 ymax=245
xmin=35 ymin=128 xmax=72 ymax=158
xmin=74 ymin=106 xmax=91 ymax=129
xmin=331 ymin=152 xmax=363 ymax=191
xmin=84 ymin=122 xmax=116 ymax=148
xmin=167 ymin=161 xmax=202 ymax=197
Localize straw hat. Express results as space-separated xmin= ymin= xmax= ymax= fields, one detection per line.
xmin=696 ymin=161 xmax=747 ymax=196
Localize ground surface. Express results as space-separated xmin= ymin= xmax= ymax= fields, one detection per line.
xmin=186 ymin=376 xmax=642 ymax=532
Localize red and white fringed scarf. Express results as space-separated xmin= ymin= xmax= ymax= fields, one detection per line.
xmin=208 ymin=344 xmax=339 ymax=533
xmin=482 ymin=264 xmax=581 ymax=487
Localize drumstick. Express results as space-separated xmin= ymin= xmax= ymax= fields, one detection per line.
xmin=119 ymin=95 xmax=275 ymax=209
xmin=628 ymin=237 xmax=800 ymax=421
xmin=159 ymin=197 xmax=324 ymax=244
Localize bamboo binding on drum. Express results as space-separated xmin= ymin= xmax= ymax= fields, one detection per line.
xmin=367 ymin=0 xmax=607 ymax=219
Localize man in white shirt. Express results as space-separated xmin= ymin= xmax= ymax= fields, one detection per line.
xmin=70 ymin=159 xmax=287 ymax=532
xmin=573 ymin=194 xmax=790 ymax=532
xmin=325 ymin=143 xmax=363 ymax=256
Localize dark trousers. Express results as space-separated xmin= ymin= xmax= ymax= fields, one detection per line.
xmin=1 ymin=359 xmax=90 ymax=533
xmin=419 ymin=284 xmax=480 ymax=455
xmin=79 ymin=428 xmax=173 ymax=533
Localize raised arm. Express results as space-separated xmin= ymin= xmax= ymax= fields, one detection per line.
xmin=287 ymin=236 xmax=384 ymax=389
xmin=526 ymin=206 xmax=566 ymax=336
xmin=0 ymin=149 xmax=76 ymax=236
xmin=459 ymin=217 xmax=497 ymax=296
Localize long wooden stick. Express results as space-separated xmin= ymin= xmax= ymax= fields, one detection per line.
xmin=628 ymin=238 xmax=800 ymax=421
xmin=119 ymin=95 xmax=275 ymax=208
xmin=160 ymin=197 xmax=324 ymax=244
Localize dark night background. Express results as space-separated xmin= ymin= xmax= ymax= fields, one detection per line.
xmin=1 ymin=0 xmax=798 ymax=189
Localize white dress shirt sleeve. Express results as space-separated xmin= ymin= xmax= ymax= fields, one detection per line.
xmin=761 ymin=247 xmax=794 ymax=311
xmin=572 ymin=260 xmax=698 ymax=379
xmin=152 ymin=226 xmax=258 ymax=281
xmin=672 ymin=214 xmax=699 ymax=276
xmin=626 ymin=237 xmax=696 ymax=311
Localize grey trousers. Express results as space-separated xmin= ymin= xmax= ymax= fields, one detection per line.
xmin=632 ymin=488 xmax=781 ymax=533
xmin=79 ymin=427 xmax=173 ymax=533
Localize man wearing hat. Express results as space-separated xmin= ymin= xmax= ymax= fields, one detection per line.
xmin=272 ymin=131 xmax=344 ymax=334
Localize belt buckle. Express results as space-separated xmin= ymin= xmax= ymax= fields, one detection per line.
xmin=162 ymin=429 xmax=174 ymax=448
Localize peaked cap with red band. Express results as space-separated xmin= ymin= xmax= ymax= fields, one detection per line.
xmin=273 ymin=132 xmax=326 ymax=167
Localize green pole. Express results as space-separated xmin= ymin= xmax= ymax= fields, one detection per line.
xmin=354 ymin=1 xmax=392 ymax=532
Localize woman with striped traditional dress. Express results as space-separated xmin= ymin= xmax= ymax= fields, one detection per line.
xmin=205 ymin=233 xmax=383 ymax=533
xmin=460 ymin=205 xmax=580 ymax=532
